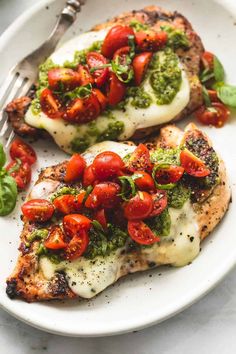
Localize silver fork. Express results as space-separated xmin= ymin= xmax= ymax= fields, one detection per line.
xmin=0 ymin=0 xmax=85 ymax=147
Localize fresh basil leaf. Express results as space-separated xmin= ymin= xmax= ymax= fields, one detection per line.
xmin=217 ymin=84 xmax=236 ymax=107
xmin=0 ymin=172 xmax=17 ymax=216
xmin=91 ymin=220 xmax=104 ymax=233
xmin=128 ymin=35 xmax=136 ymax=59
xmin=118 ymin=174 xmax=141 ymax=201
xmin=0 ymin=143 xmax=6 ymax=169
xmin=202 ymin=86 xmax=212 ymax=107
xmin=213 ymin=55 xmax=225 ymax=82
xmin=64 ymin=84 xmax=92 ymax=101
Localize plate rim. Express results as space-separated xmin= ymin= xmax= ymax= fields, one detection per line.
xmin=0 ymin=0 xmax=236 ymax=337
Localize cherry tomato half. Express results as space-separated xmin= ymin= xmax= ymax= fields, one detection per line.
xmin=92 ymin=151 xmax=124 ymax=181
xmin=134 ymin=171 xmax=155 ymax=191
xmin=53 ymin=192 xmax=86 ymax=215
xmin=83 ymin=164 xmax=97 ymax=187
xmin=124 ymin=191 xmax=153 ymax=221
xmin=86 ymin=52 xmax=109 ymax=87
xmin=107 ymin=72 xmax=126 ymax=106
xmin=113 ymin=46 xmax=133 ymax=82
xmin=125 ymin=144 xmax=152 ymax=173
xmin=101 ymin=25 xmax=135 ymax=58
xmin=40 ymin=88 xmax=62 ymax=119
xmin=10 ymin=138 xmax=37 ymax=165
xmin=135 ymin=30 xmax=167 ymax=52
xmin=77 ymin=65 xmax=94 ymax=85
xmin=94 ymin=209 xmax=107 ymax=230
xmin=63 ymin=92 xmax=101 ymax=124
xmin=6 ymin=160 xmax=31 ymax=190
xmin=85 ymin=182 xmax=121 ymax=209
xmin=64 ymin=154 xmax=86 ymax=183
xmin=195 ymin=103 xmax=230 ymax=128
xmin=64 ymin=231 xmax=89 ymax=260
xmin=180 ymin=149 xmax=210 ymax=177
xmin=63 ymin=214 xmax=92 ymax=238
xmin=128 ymin=220 xmax=160 ymax=245
xmin=48 ymin=68 xmax=81 ymax=91
xmin=21 ymin=199 xmax=54 ymax=222
xmin=201 ymin=51 xmax=214 ymax=69
xmin=207 ymin=90 xmax=219 ymax=102
xmin=44 ymin=226 xmax=67 ymax=250
xmin=149 ymin=190 xmax=167 ymax=217
xmin=93 ymin=88 xmax=108 ymax=110
xmin=132 ymin=52 xmax=152 ymax=86
xmin=154 ymin=165 xmax=184 ymax=185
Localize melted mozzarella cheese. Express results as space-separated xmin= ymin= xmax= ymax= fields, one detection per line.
xmin=25 ymin=29 xmax=190 ymax=153
xmin=39 ymin=142 xmax=200 ymax=299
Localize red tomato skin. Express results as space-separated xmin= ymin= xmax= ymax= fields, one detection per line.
xmin=207 ymin=90 xmax=219 ymax=102
xmin=83 ymin=164 xmax=97 ymax=187
xmin=135 ymin=30 xmax=167 ymax=51
xmin=154 ymin=165 xmax=184 ymax=185
xmin=107 ymin=73 xmax=126 ymax=106
xmin=201 ymin=51 xmax=214 ymax=69
xmin=125 ymin=144 xmax=152 ymax=173
xmin=63 ymin=214 xmax=92 ymax=238
xmin=53 ymin=192 xmax=86 ymax=215
xmin=77 ymin=65 xmax=94 ymax=85
xmin=48 ymin=68 xmax=81 ymax=90
xmin=64 ymin=231 xmax=89 ymax=260
xmin=134 ymin=171 xmax=155 ymax=191
xmin=94 ymin=209 xmax=107 ymax=230
xmin=40 ymin=88 xmax=62 ymax=119
xmin=85 ymin=182 xmax=121 ymax=209
xmin=132 ymin=52 xmax=152 ymax=86
xmin=195 ymin=103 xmax=230 ymax=128
xmin=44 ymin=226 xmax=67 ymax=250
xmin=113 ymin=46 xmax=130 ymax=60
xmin=128 ymin=221 xmax=160 ymax=245
xmin=92 ymin=151 xmax=125 ymax=181
xmin=63 ymin=93 xmax=101 ymax=124
xmin=149 ymin=190 xmax=168 ymax=217
xmin=101 ymin=25 xmax=135 ymax=58
xmin=86 ymin=52 xmax=109 ymax=87
xmin=6 ymin=160 xmax=31 ymax=190
xmin=124 ymin=191 xmax=153 ymax=220
xmin=21 ymin=199 xmax=54 ymax=222
xmin=64 ymin=154 xmax=86 ymax=183
xmin=10 ymin=138 xmax=37 ymax=165
xmin=92 ymin=89 xmax=108 ymax=110
xmin=180 ymin=150 xmax=210 ymax=177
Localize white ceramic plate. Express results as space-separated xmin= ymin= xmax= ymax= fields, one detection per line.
xmin=0 ymin=0 xmax=236 ymax=337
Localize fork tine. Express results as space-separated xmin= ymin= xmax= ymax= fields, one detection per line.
xmin=5 ymin=130 xmax=15 ymax=149
xmin=0 ymin=69 xmax=18 ymax=108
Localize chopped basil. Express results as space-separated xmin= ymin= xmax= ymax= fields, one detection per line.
xmin=64 ymin=84 xmax=92 ymax=101
xmin=217 ymin=84 xmax=236 ymax=107
xmin=118 ymin=174 xmax=141 ymax=201
xmin=202 ymin=86 xmax=212 ymax=107
xmin=213 ymin=55 xmax=225 ymax=82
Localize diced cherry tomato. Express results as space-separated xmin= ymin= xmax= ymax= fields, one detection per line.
xmin=92 ymin=151 xmax=124 ymax=181
xmin=63 ymin=214 xmax=91 ymax=237
xmin=48 ymin=68 xmax=81 ymax=91
xmin=53 ymin=192 xmax=86 ymax=214
xmin=207 ymin=90 xmax=219 ymax=102
xmin=195 ymin=102 xmax=230 ymax=128
xmin=132 ymin=52 xmax=152 ymax=85
xmin=180 ymin=149 xmax=210 ymax=177
xmin=123 ymin=191 xmax=153 ymax=220
xmin=154 ymin=165 xmax=184 ymax=184
xmin=44 ymin=226 xmax=67 ymax=250
xmin=77 ymin=65 xmax=94 ymax=85
xmin=101 ymin=25 xmax=135 ymax=58
xmin=134 ymin=171 xmax=155 ymax=191
xmin=107 ymin=72 xmax=126 ymax=106
xmin=135 ymin=30 xmax=167 ymax=52
xmin=149 ymin=190 xmax=167 ymax=217
xmin=93 ymin=88 xmax=108 ymax=110
xmin=86 ymin=52 xmax=109 ymax=87
xmin=64 ymin=231 xmax=89 ymax=260
xmin=64 ymin=92 xmax=101 ymax=124
xmin=21 ymin=199 xmax=54 ymax=222
xmin=83 ymin=164 xmax=97 ymax=187
xmin=125 ymin=144 xmax=152 ymax=173
xmin=40 ymin=88 xmax=62 ymax=119
xmin=201 ymin=51 xmax=214 ymax=69
xmin=64 ymin=154 xmax=86 ymax=183
xmin=85 ymin=182 xmax=121 ymax=209
xmin=128 ymin=220 xmax=160 ymax=245
xmin=113 ymin=46 xmax=133 ymax=82
xmin=10 ymin=138 xmax=37 ymax=165
xmin=94 ymin=209 xmax=107 ymax=230
xmin=6 ymin=160 xmax=31 ymax=190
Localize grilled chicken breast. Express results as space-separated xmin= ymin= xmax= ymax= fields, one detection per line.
xmin=6 ymin=124 xmax=230 ymax=302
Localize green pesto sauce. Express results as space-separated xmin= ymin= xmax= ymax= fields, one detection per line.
xmin=150 ymin=147 xmax=181 ymax=165
xmin=127 ymin=86 xmax=152 ymax=109
xmin=161 ymin=25 xmax=190 ymax=50
xmin=84 ymin=222 xmax=128 ymax=259
xmin=129 ymin=19 xmax=149 ymax=32
xmin=150 ymin=49 xmax=182 ymax=105
xmin=146 ymin=209 xmax=171 ymax=237
xmin=27 ymin=229 xmax=49 ymax=243
xmin=50 ymin=186 xmax=81 ymax=201
xmin=167 ymin=184 xmax=191 ymax=209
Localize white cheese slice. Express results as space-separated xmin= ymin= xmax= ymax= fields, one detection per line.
xmin=25 ymin=29 xmax=190 ymax=153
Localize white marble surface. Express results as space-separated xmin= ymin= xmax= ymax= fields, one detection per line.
xmin=0 ymin=1 xmax=236 ymax=353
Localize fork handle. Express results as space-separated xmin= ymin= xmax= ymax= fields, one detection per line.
xmin=27 ymin=0 xmax=85 ymax=66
